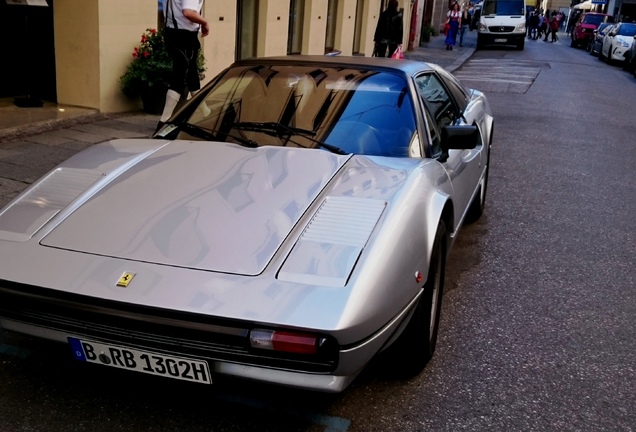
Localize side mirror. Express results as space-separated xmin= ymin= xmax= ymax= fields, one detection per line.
xmin=441 ymin=125 xmax=479 ymax=151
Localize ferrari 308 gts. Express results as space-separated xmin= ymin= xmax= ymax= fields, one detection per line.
xmin=0 ymin=56 xmax=493 ymax=392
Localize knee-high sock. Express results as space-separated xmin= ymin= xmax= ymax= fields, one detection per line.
xmin=160 ymin=89 xmax=181 ymax=122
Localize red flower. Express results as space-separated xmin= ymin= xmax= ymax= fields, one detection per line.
xmin=132 ymin=52 xmax=138 ymax=57
xmin=150 ymin=29 xmax=156 ymax=35
xmin=141 ymin=35 xmax=147 ymax=43
xmin=144 ymin=51 xmax=150 ymax=58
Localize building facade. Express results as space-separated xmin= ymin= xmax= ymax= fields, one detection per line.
xmin=2 ymin=0 xmax=459 ymax=114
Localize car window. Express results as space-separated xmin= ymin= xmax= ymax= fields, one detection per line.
xmin=617 ymin=24 xmax=636 ymax=37
xmin=430 ymin=64 xmax=470 ymax=113
xmin=414 ymin=73 xmax=457 ymax=129
xmin=182 ymin=65 xmax=418 ymax=157
xmin=414 ymin=73 xmax=458 ymax=157
xmin=583 ymin=14 xmax=603 ymax=25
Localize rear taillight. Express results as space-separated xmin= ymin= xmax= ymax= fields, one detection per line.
xmin=250 ymin=329 xmax=319 ymax=355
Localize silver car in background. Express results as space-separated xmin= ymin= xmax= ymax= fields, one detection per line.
xmin=0 ymin=56 xmax=493 ymax=392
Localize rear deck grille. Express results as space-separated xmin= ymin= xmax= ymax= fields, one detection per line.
xmin=0 ymin=281 xmax=338 ymax=373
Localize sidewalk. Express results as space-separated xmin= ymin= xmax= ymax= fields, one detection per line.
xmin=0 ymin=35 xmax=476 ymax=206
xmin=404 ymin=26 xmax=477 ymax=72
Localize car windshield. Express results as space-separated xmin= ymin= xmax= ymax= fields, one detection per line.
xmin=180 ymin=64 xmax=417 ymax=157
xmin=617 ymin=23 xmax=636 ymax=36
xmin=482 ymin=0 xmax=525 ymax=15
xmin=583 ymin=15 xmax=604 ymax=25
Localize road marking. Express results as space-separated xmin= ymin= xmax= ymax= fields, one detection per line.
xmin=455 ymin=59 xmax=546 ymax=92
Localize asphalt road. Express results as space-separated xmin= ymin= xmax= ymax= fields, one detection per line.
xmin=1 ymin=37 xmax=635 ymax=431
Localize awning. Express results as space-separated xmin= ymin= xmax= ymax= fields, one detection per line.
xmin=572 ymin=0 xmax=594 ymax=10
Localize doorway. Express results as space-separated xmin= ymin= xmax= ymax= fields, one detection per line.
xmin=0 ymin=0 xmax=57 ymax=102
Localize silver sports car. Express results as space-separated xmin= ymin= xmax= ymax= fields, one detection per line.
xmin=0 ymin=56 xmax=493 ymax=392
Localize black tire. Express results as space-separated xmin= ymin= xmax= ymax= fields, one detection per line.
xmin=570 ymin=37 xmax=577 ymax=48
xmin=476 ymin=35 xmax=484 ymax=50
xmin=517 ymin=39 xmax=525 ymax=50
xmin=466 ymin=129 xmax=491 ymax=224
xmin=598 ymin=46 xmax=605 ymax=60
xmin=384 ymin=220 xmax=447 ymax=376
xmin=465 ymin=166 xmax=489 ymax=224
xmin=605 ymin=49 xmax=613 ymax=65
xmin=623 ymin=55 xmax=634 ymax=72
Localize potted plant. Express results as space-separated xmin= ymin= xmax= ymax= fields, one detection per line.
xmin=421 ymin=24 xmax=436 ymax=43
xmin=120 ymin=28 xmax=205 ymax=114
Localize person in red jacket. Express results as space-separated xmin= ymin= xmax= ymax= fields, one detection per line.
xmin=545 ymin=12 xmax=559 ymax=42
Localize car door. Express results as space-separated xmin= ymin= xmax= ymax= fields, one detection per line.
xmin=414 ymin=72 xmax=483 ymax=223
xmin=603 ymin=26 xmax=617 ymax=57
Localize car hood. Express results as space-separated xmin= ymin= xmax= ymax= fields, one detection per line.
xmin=40 ymin=140 xmax=350 ymax=276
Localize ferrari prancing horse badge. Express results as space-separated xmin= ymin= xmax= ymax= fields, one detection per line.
xmin=116 ymin=272 xmax=135 ymax=287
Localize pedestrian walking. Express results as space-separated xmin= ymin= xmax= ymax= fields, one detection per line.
xmin=528 ymin=10 xmax=539 ymax=40
xmin=157 ymin=0 xmax=209 ymax=130
xmin=537 ymin=13 xmax=547 ymax=40
xmin=459 ymin=3 xmax=470 ymax=47
xmin=373 ymin=0 xmax=404 ymax=57
xmin=445 ymin=2 xmax=461 ymax=50
xmin=546 ymin=12 xmax=559 ymax=42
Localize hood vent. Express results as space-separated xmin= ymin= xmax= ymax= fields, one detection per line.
xmin=0 ymin=168 xmax=102 ymax=242
xmin=278 ymin=197 xmax=386 ymax=287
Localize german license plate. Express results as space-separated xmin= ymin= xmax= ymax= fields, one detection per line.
xmin=494 ymin=38 xmax=507 ymax=43
xmin=68 ymin=337 xmax=211 ymax=384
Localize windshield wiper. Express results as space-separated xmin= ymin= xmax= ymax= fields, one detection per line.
xmin=181 ymin=123 xmax=258 ymax=148
xmin=230 ymin=121 xmax=347 ymax=155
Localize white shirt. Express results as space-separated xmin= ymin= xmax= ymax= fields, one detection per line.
xmin=163 ymin=0 xmax=204 ymax=32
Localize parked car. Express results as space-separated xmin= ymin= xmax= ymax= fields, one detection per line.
xmin=0 ymin=56 xmax=494 ymax=393
xmin=622 ymin=33 xmax=636 ymax=74
xmin=588 ymin=22 xmax=615 ymax=56
xmin=599 ymin=22 xmax=636 ymax=64
xmin=570 ymin=12 xmax=613 ymax=49
xmin=470 ymin=2 xmax=482 ymax=30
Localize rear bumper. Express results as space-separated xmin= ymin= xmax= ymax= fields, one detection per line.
xmin=0 ymin=282 xmax=419 ymax=392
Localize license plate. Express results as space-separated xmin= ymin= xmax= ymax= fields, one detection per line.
xmin=68 ymin=337 xmax=212 ymax=384
xmin=494 ymin=38 xmax=507 ymax=43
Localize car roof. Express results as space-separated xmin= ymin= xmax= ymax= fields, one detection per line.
xmin=231 ymin=55 xmax=436 ymax=77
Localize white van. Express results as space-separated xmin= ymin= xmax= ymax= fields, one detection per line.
xmin=476 ymin=0 xmax=527 ymax=50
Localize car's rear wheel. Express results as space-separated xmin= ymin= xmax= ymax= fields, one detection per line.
xmin=570 ymin=37 xmax=577 ymax=48
xmin=605 ymin=48 xmax=613 ymax=64
xmin=384 ymin=220 xmax=447 ymax=376
xmin=466 ymin=167 xmax=489 ymax=224
xmin=477 ymin=35 xmax=484 ymax=50
xmin=598 ymin=46 xmax=606 ymax=60
xmin=466 ymin=130 xmax=491 ymax=224
xmin=517 ymin=39 xmax=525 ymax=50
xmin=623 ymin=54 xmax=634 ymax=72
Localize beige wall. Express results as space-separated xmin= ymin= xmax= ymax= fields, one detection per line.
xmin=201 ymin=1 xmax=237 ymax=84
xmin=334 ymin=0 xmax=357 ymax=55
xmin=52 ymin=0 xmax=419 ymax=113
xmin=302 ymin=0 xmax=329 ymax=55
xmin=362 ymin=0 xmax=382 ymax=56
xmin=257 ymin=0 xmax=291 ymax=57
xmin=54 ymin=0 xmax=100 ymax=109
xmin=54 ymin=0 xmax=156 ymax=112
